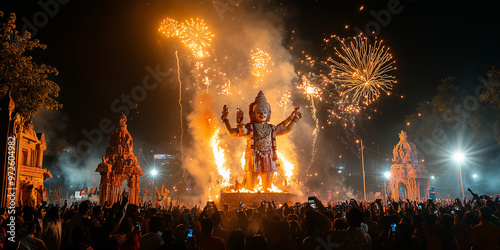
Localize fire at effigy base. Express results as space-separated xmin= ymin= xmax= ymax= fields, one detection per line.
xmin=219 ymin=192 xmax=297 ymax=208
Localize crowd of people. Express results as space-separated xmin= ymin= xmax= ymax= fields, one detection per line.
xmin=1 ymin=188 xmax=500 ymax=250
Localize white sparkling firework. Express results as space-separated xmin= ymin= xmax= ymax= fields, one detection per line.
xmin=327 ymin=35 xmax=396 ymax=106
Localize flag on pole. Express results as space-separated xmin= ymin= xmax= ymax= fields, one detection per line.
xmin=80 ymin=187 xmax=88 ymax=196
xmin=57 ymin=182 xmax=61 ymax=196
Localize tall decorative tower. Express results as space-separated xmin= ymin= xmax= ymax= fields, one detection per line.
xmin=0 ymin=91 xmax=52 ymax=207
xmin=96 ymin=114 xmax=143 ymax=204
xmin=389 ymin=131 xmax=429 ymax=201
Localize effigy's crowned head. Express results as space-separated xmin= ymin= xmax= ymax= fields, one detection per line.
xmin=249 ymin=90 xmax=271 ymax=123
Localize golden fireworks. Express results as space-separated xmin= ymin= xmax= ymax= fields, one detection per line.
xmin=180 ymin=18 xmax=214 ymax=58
xmin=158 ymin=18 xmax=180 ymax=37
xmin=159 ymin=17 xmax=214 ymax=58
xmin=328 ymin=35 xmax=396 ymax=105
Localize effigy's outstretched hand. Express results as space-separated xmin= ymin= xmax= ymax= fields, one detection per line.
xmin=221 ymin=105 xmax=229 ymax=122
xmin=236 ymin=108 xmax=244 ymax=125
xmin=290 ymin=106 xmax=302 ymax=121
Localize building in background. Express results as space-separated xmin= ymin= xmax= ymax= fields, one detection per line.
xmin=0 ymin=93 xmax=52 ymax=207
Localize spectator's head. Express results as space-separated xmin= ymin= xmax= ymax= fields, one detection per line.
xmin=334 ymin=218 xmax=348 ymax=230
xmin=465 ymin=211 xmax=479 ymax=226
xmin=479 ymin=207 xmax=492 ymax=221
xmin=485 ymin=200 xmax=496 ymax=213
xmin=247 ymin=234 xmax=267 ymax=250
xmin=201 ymin=218 xmax=214 ymax=235
xmin=92 ymin=205 xmax=102 ymax=218
xmin=117 ymin=217 xmax=134 ymax=235
xmin=173 ymin=224 xmax=188 ymax=243
xmin=287 ymin=214 xmax=299 ymax=222
xmin=346 ymin=208 xmax=364 ymax=227
xmin=163 ymin=213 xmax=174 ymax=229
xmin=211 ymin=211 xmax=222 ymax=227
xmin=363 ymin=210 xmax=371 ymax=220
xmin=149 ymin=215 xmax=164 ymax=233
xmin=45 ymin=206 xmax=60 ymax=221
xmin=454 ymin=209 xmax=465 ymax=221
xmin=79 ymin=201 xmax=90 ymax=216
xmin=228 ymin=229 xmax=245 ymax=250
xmin=441 ymin=214 xmax=454 ymax=228
xmin=161 ymin=229 xmax=173 ymax=245
xmin=397 ymin=223 xmax=411 ymax=238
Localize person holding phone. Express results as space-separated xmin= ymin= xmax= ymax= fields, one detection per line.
xmin=139 ymin=215 xmax=164 ymax=250
xmin=339 ymin=208 xmax=371 ymax=249
xmin=196 ymin=219 xmax=226 ymax=250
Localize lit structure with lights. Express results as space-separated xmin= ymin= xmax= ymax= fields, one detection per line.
xmin=96 ymin=114 xmax=143 ymax=205
xmin=389 ymin=131 xmax=429 ymax=201
xmin=453 ymin=152 xmax=465 ymax=200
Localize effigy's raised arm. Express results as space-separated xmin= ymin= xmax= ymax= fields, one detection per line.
xmin=221 ymin=105 xmax=246 ymax=137
xmin=276 ymin=106 xmax=302 ymax=136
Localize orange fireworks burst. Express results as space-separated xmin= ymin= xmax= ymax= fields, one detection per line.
xmin=180 ymin=18 xmax=214 ymax=58
xmin=158 ymin=18 xmax=181 ymax=37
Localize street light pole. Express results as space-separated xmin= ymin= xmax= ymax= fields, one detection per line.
xmin=361 ymin=140 xmax=366 ymax=201
xmin=453 ymin=152 xmax=465 ymax=201
xmin=458 ymin=162 xmax=464 ymax=200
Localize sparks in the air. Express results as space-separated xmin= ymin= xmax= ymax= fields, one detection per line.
xmin=158 ymin=17 xmax=214 ymax=58
xmin=297 ymin=74 xmax=321 ymax=175
xmin=327 ymin=35 xmax=396 ymax=106
xmin=297 ymin=74 xmax=322 ymax=101
xmin=251 ymin=48 xmax=271 ymax=89
xmin=158 ymin=18 xmax=181 ymax=37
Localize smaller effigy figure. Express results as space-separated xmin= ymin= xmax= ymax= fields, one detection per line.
xmin=222 ymin=91 xmax=302 ymax=191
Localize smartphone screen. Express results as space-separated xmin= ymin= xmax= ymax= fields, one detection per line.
xmin=391 ymin=222 xmax=396 ymax=232
xmin=308 ymin=197 xmax=316 ymax=209
xmin=187 ymin=228 xmax=194 ymax=238
xmin=418 ymin=205 xmax=422 ymax=209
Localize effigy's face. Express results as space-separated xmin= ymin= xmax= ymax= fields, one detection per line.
xmin=253 ymin=104 xmax=269 ymax=123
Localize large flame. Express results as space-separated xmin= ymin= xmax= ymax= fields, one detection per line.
xmin=211 ymin=128 xmax=231 ymax=187
xmin=277 ymin=152 xmax=294 ymax=184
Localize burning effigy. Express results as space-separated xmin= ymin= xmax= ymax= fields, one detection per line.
xmin=216 ymin=91 xmax=302 ymax=206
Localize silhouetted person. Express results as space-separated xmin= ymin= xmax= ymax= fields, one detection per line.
xmin=197 ymin=218 xmax=226 ymax=250
xmin=469 ymin=207 xmax=500 ymax=249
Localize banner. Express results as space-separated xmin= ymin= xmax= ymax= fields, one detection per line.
xmin=154 ymin=154 xmax=167 ymax=160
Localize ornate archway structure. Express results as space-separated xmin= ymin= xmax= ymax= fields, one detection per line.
xmin=96 ymin=114 xmax=143 ymax=204
xmin=389 ymin=131 xmax=429 ymax=201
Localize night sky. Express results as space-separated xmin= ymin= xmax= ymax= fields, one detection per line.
xmin=2 ymin=0 xmax=500 ymax=197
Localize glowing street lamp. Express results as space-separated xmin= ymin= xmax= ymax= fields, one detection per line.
xmin=453 ymin=152 xmax=465 ymax=200
xmin=151 ymin=169 xmax=158 ymax=176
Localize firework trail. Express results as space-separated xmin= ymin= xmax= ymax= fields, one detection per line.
xmin=176 ymin=51 xmax=184 ymax=162
xmin=297 ymin=74 xmax=322 ymax=175
xmin=326 ymin=35 xmax=395 ymax=106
